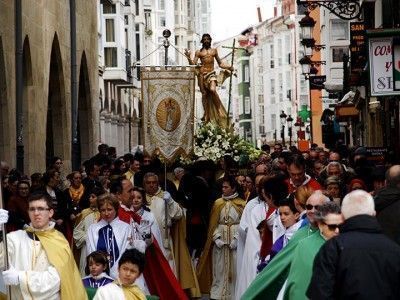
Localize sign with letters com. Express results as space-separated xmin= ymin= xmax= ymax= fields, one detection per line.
xmin=369 ymin=37 xmax=400 ymax=96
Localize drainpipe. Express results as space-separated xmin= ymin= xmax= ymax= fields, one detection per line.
xmin=15 ymin=0 xmax=24 ymax=172
xmin=70 ymin=0 xmax=79 ymax=170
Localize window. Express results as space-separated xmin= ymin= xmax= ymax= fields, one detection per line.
xmin=271 ymin=96 xmax=276 ymax=104
xmin=279 ymin=93 xmax=283 ymax=102
xmin=331 ymin=19 xmax=349 ymax=40
xmin=103 ymin=3 xmax=116 ymax=14
xmin=159 ymin=0 xmax=165 ymax=10
xmin=135 ymin=0 xmax=140 ymax=15
xmin=332 ymin=47 xmax=349 ymax=63
xmin=244 ymin=97 xmax=251 ymax=114
xmin=105 ymin=47 xmax=117 ymax=67
xmin=287 ymin=89 xmax=292 ymax=100
xmin=259 ymin=125 xmax=265 ymax=134
xmin=270 ymin=60 xmax=275 ymax=68
xmin=124 ymin=16 xmax=129 ymax=25
xmin=160 ymin=16 xmax=166 ymax=27
xmin=244 ymin=65 xmax=250 ymax=82
xmin=259 ymin=105 xmax=265 ymax=123
xmin=270 ymin=45 xmax=274 ymax=59
xmin=271 ymin=79 xmax=275 ymax=95
xmin=278 ymin=74 xmax=283 ymax=91
xmin=271 ymin=114 xmax=276 ymax=130
xmin=258 ymin=94 xmax=263 ymax=104
xmin=144 ymin=10 xmax=151 ymax=30
xmin=286 ymin=71 xmax=291 ymax=88
xmin=105 ymin=19 xmax=115 ymax=42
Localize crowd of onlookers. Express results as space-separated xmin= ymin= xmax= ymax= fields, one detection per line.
xmin=1 ymin=140 xmax=400 ymax=299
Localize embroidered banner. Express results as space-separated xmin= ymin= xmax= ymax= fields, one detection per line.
xmin=141 ymin=66 xmax=196 ymax=162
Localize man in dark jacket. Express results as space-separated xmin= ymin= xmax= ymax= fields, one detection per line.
xmin=374 ymin=165 xmax=400 ymax=245
xmin=307 ymin=190 xmax=400 ymax=299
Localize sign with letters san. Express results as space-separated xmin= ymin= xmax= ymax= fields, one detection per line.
xmin=369 ymin=36 xmax=400 ymax=96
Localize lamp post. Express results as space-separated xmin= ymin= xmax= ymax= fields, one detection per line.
xmin=280 ymin=111 xmax=287 ymax=147
xmin=162 ymin=29 xmax=171 ymax=65
xmin=287 ymin=115 xmax=293 ymax=146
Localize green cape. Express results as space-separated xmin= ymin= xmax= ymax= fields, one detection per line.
xmin=283 ymin=232 xmax=325 ymax=300
xmin=241 ymin=225 xmax=317 ymax=300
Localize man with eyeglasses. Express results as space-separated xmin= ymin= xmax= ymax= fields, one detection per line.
xmin=284 ymin=202 xmax=343 ymax=299
xmin=0 ymin=193 xmax=87 ymax=299
xmin=307 ymin=190 xmax=400 ymax=299
xmin=242 ymin=191 xmax=329 ymax=300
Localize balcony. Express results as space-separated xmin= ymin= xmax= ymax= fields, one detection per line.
xmin=103 ymin=47 xmax=131 ymax=84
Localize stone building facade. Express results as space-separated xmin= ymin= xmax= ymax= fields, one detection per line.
xmin=0 ymin=0 xmax=99 ymax=175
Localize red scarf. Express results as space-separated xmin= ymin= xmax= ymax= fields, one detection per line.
xmin=259 ymin=206 xmax=276 ymax=260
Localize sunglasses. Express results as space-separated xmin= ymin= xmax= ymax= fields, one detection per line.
xmin=305 ymin=204 xmax=320 ymax=210
xmin=323 ymin=222 xmax=341 ymax=231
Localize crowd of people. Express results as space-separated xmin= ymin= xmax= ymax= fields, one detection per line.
xmin=0 ymin=140 xmax=400 ymax=299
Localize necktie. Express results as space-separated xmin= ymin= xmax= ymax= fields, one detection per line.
xmin=97 ymin=224 xmax=120 ymax=268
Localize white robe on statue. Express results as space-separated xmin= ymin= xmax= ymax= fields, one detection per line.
xmin=7 ymin=228 xmax=61 ymax=300
xmin=147 ymin=190 xmax=183 ymax=273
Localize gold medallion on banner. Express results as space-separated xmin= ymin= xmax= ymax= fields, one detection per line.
xmin=156 ymin=97 xmax=181 ymax=132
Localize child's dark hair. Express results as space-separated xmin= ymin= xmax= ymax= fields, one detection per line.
xmin=118 ymin=249 xmax=145 ymax=273
xmin=85 ymin=251 xmax=110 ymax=275
xmin=278 ymin=194 xmax=298 ymax=214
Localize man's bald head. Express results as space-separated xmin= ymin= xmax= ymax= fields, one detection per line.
xmin=386 ymin=165 xmax=400 ymax=188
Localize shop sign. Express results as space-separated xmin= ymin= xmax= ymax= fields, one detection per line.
xmin=369 ymin=37 xmax=400 ymax=96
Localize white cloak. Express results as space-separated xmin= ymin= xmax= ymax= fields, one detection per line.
xmin=73 ymin=210 xmax=98 ymax=276
xmin=86 ymin=217 xmax=132 ymax=279
xmin=7 ymin=228 xmax=61 ymax=300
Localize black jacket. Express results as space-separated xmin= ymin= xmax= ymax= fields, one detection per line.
xmin=374 ymin=186 xmax=400 ymax=245
xmin=307 ymin=215 xmax=400 ymax=300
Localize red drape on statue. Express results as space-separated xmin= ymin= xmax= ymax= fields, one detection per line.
xmin=118 ymin=208 xmax=188 ymax=300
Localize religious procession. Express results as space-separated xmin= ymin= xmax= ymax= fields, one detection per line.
xmin=2 ymin=38 xmax=400 ymax=298
xmin=2 ymin=0 xmax=400 ymax=299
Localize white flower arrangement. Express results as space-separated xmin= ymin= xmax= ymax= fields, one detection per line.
xmin=189 ymin=122 xmax=262 ymax=166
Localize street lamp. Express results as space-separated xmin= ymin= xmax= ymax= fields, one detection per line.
xmin=286 ymin=115 xmax=293 ymax=146
xmin=299 ymin=12 xmax=325 ymax=58
xmin=280 ymin=110 xmax=287 ymax=147
xmin=296 ymin=0 xmax=362 ymax=20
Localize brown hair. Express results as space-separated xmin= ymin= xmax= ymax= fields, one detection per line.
xmin=28 ymin=192 xmax=54 ymax=209
xmin=132 ymin=186 xmax=149 ymax=207
xmin=97 ymin=193 xmax=120 ymax=212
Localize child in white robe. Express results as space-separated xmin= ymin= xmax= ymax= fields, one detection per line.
xmin=94 ymin=249 xmax=146 ymax=300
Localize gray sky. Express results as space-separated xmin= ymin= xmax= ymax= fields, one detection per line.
xmin=210 ymin=0 xmax=275 ymax=42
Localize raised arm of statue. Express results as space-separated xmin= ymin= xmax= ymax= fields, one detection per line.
xmin=184 ymin=49 xmax=198 ymax=66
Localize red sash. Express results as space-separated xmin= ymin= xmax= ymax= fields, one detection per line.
xmin=259 ymin=206 xmax=276 ymax=260
xmin=118 ymin=208 xmax=188 ymax=300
